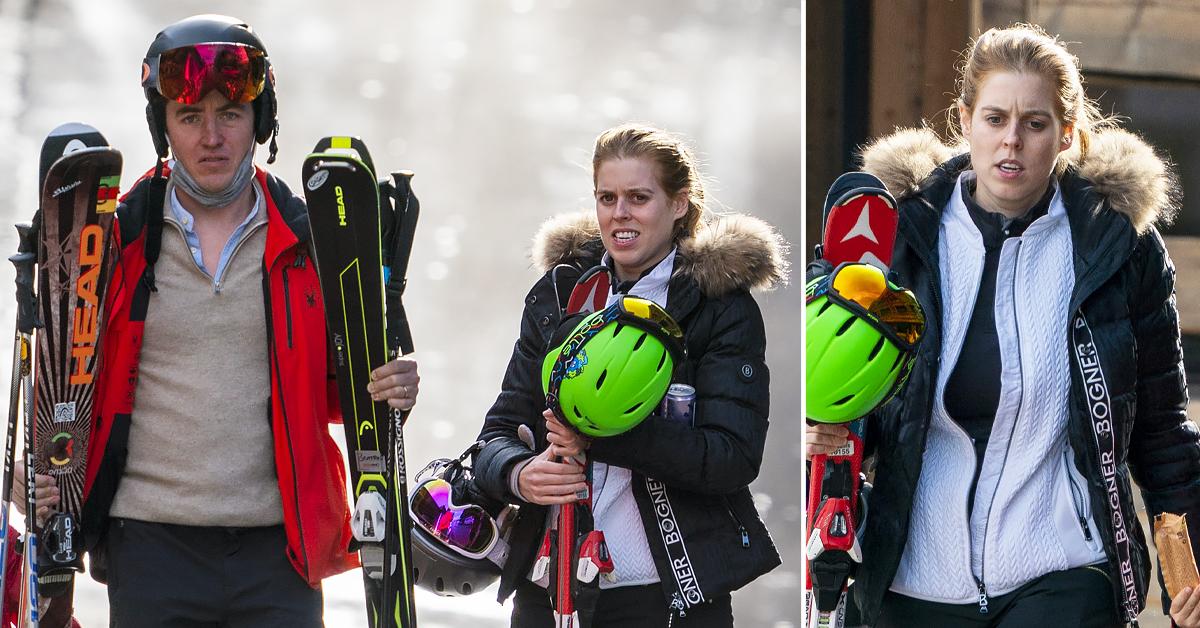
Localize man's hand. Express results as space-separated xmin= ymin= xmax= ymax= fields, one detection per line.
xmin=368 ymin=355 xmax=419 ymax=411
xmin=12 ymin=460 xmax=59 ymax=527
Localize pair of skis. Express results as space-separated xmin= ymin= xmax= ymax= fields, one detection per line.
xmin=530 ymin=265 xmax=615 ymax=627
xmin=303 ymin=137 xmax=419 ymax=628
xmin=1 ymin=123 xmax=121 ymax=627
xmin=804 ymin=173 xmax=898 ymax=628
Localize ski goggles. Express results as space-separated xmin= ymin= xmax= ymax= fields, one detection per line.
xmin=409 ymin=477 xmax=499 ymax=560
xmin=806 ymin=262 xmax=926 ymax=348
xmin=144 ymin=43 xmax=268 ymax=105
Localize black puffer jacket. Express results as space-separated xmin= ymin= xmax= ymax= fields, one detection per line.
xmin=852 ymin=128 xmax=1200 ymax=625
xmin=474 ymin=211 xmax=788 ymax=616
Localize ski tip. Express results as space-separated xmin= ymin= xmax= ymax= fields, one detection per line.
xmin=46 ymin=122 xmax=105 ymax=139
xmin=822 ymin=172 xmax=890 ymax=216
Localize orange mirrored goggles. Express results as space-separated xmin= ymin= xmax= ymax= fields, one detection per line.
xmin=806 ymin=262 xmax=926 ymax=347
xmin=151 ymin=43 xmax=267 ymax=105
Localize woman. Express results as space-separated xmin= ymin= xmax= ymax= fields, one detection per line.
xmin=807 ymin=24 xmax=1200 ymax=627
xmin=474 ymin=124 xmax=788 ymax=626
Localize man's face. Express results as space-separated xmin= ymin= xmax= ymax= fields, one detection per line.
xmin=164 ymin=90 xmax=255 ymax=195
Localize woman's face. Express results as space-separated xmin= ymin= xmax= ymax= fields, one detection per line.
xmin=595 ymin=157 xmax=688 ymax=283
xmin=959 ymin=70 xmax=1071 ymax=217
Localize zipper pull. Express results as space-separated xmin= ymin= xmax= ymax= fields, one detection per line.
xmin=670 ymin=593 xmax=687 ymax=619
xmin=1079 ymin=516 xmax=1093 ymax=542
xmin=739 ymin=526 xmax=750 ymax=548
xmin=976 ymin=580 xmax=989 ymax=614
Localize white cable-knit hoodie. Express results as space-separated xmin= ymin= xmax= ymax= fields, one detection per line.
xmin=888 ymin=171 xmax=1108 ymax=603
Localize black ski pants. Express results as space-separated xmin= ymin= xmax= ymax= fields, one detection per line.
xmin=106 ymin=518 xmax=322 ymax=628
xmin=873 ymin=565 xmax=1120 ymax=628
xmin=511 ymin=579 xmax=734 ymax=627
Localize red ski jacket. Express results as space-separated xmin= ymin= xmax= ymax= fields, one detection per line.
xmin=3 ymin=526 xmax=82 ymax=627
xmin=80 ymin=165 xmax=358 ymax=587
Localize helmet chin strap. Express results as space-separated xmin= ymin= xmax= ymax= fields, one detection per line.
xmin=170 ymin=145 xmax=256 ymax=208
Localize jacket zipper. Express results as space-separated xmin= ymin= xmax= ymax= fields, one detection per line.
xmin=667 ymin=593 xmax=687 ymax=626
xmin=927 ymin=227 xmax=985 ymax=611
xmin=722 ymin=496 xmax=750 ymax=548
xmin=1063 ymin=449 xmax=1094 ymax=542
xmin=165 ymin=219 xmax=267 ymax=293
xmin=281 ymin=265 xmax=294 ymax=349
xmin=974 ymin=239 xmax=1025 ymax=614
xmin=263 ymin=260 xmax=311 ymax=582
xmin=281 ymin=251 xmax=307 ymax=349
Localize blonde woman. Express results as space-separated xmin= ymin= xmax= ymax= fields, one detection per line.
xmin=807 ymin=24 xmax=1200 ymax=627
xmin=475 ymin=124 xmax=787 ymax=626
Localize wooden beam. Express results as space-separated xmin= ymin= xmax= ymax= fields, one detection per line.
xmin=869 ymin=0 xmax=973 ymax=140
xmin=805 ymin=1 xmax=845 ymax=259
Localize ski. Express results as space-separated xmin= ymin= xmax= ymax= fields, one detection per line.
xmin=0 ymin=124 xmax=116 ymax=627
xmin=378 ymin=169 xmax=419 ymax=628
xmin=304 ymin=136 xmax=416 ymax=628
xmin=805 ymin=173 xmax=898 ymax=628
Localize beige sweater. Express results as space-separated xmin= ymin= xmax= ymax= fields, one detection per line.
xmin=110 ymin=192 xmax=283 ymax=526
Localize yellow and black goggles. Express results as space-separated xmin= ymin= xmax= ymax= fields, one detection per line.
xmin=546 ymin=296 xmax=686 ymax=411
xmin=806 ymin=262 xmax=926 ymax=348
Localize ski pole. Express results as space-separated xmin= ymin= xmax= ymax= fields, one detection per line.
xmin=380 ymin=171 xmax=419 ymax=628
xmin=1 ymin=224 xmax=39 ymax=621
xmin=11 ymin=226 xmax=41 ymax=627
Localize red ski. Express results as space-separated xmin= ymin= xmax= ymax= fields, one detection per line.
xmin=805 ymin=173 xmax=897 ymax=628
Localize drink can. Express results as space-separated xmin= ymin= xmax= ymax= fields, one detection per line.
xmin=660 ymin=383 xmax=696 ymax=425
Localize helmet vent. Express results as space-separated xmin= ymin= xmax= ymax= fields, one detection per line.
xmin=435 ymin=577 xmax=446 ymax=592
xmin=573 ymin=405 xmax=583 ymax=419
xmin=868 ymin=337 xmax=885 ymax=360
xmin=462 ymin=582 xmax=474 ymax=595
xmin=613 ymin=322 xmax=625 ymax=337
xmin=836 ymin=317 xmax=856 ymax=336
xmin=596 ymin=369 xmax=608 ymax=389
xmin=818 ymin=300 xmax=833 ymax=315
xmin=656 ymin=349 xmax=667 ymax=371
xmin=832 ymin=394 xmax=855 ymax=407
xmin=626 ymin=401 xmax=644 ymax=415
xmin=633 ymin=332 xmax=648 ymax=351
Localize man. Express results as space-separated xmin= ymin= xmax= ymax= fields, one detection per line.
xmin=21 ymin=14 xmax=418 ymax=627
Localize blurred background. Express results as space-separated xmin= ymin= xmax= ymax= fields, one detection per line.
xmin=0 ymin=0 xmax=802 ymax=626
xmin=807 ymin=1 xmax=1200 ymax=627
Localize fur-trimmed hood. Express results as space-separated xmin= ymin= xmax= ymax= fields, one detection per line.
xmin=530 ymin=211 xmax=790 ymax=297
xmin=859 ymin=127 xmax=1178 ymax=234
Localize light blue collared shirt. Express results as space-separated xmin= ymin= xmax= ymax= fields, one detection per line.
xmin=168 ymin=184 xmax=264 ymax=287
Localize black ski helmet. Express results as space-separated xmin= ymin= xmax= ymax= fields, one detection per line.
xmin=141 ymin=14 xmax=278 ymax=161
xmin=410 ymin=447 xmax=513 ymax=597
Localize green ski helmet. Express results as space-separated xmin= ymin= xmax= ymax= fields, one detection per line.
xmin=542 ymin=296 xmax=685 ymax=437
xmin=806 ymin=262 xmax=925 ymax=424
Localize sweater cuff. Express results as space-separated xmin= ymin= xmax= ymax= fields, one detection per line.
xmin=507 ymin=457 xmax=536 ymax=503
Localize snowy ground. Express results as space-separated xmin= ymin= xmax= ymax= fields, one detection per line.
xmin=0 ymin=0 xmax=803 ymax=625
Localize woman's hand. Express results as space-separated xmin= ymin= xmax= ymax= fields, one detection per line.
xmin=1171 ymin=586 xmax=1200 ymax=627
xmin=368 ymin=355 xmax=419 ymax=411
xmin=12 ymin=460 xmax=59 ymax=527
xmin=807 ymin=423 xmax=850 ymax=460
xmin=544 ymin=409 xmax=589 ymax=460
xmin=517 ymin=447 xmax=588 ymax=506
